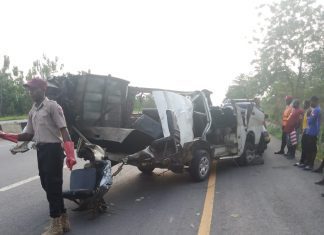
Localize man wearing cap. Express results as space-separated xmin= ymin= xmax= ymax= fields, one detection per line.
xmin=0 ymin=77 xmax=76 ymax=235
xmin=275 ymin=96 xmax=293 ymax=155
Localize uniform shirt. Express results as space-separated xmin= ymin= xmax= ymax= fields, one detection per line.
xmin=25 ymin=97 xmax=67 ymax=143
xmin=306 ymin=106 xmax=321 ymax=136
xmin=282 ymin=105 xmax=293 ymax=127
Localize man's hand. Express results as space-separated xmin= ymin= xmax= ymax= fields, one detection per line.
xmin=0 ymin=131 xmax=18 ymax=143
xmin=63 ymin=141 xmax=77 ymax=170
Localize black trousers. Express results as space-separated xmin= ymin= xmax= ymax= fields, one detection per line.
xmin=279 ymin=126 xmax=287 ymax=152
xmin=299 ymin=133 xmax=308 ymax=164
xmin=37 ymin=143 xmax=66 ymax=218
xmin=304 ymin=136 xmax=318 ymax=167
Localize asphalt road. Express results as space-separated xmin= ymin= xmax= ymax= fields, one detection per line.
xmin=0 ymin=138 xmax=323 ymax=235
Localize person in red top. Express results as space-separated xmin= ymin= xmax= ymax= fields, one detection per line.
xmin=284 ymin=100 xmax=304 ymax=159
xmin=275 ymin=96 xmax=293 ymax=155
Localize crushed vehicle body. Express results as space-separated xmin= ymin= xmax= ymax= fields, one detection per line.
xmin=46 ymin=74 xmax=269 ymax=210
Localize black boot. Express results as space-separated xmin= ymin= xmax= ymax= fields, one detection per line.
xmin=275 ymin=131 xmax=287 ymax=154
xmin=284 ymin=146 xmax=293 ymax=158
xmin=286 ymin=146 xmax=296 ymax=159
xmin=313 ymin=160 xmax=324 ymax=173
xmin=315 ymin=178 xmax=324 ymax=185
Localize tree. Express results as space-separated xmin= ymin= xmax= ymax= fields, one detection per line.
xmin=26 ymin=54 xmax=64 ymax=80
xmin=226 ymin=0 xmax=323 ymax=119
xmin=226 ymin=74 xmax=259 ymax=99
xmin=0 ymin=54 xmax=65 ymax=116
xmin=0 ymin=55 xmax=31 ymax=116
xmin=253 ymin=0 xmax=324 ymax=98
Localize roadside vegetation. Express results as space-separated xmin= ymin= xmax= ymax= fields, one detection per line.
xmin=226 ymin=0 xmax=323 ymax=160
xmin=0 ymin=115 xmax=27 ymax=121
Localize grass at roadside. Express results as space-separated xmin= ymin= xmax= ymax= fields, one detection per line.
xmin=266 ymin=122 xmax=282 ymax=140
xmin=0 ymin=115 xmax=27 ymax=121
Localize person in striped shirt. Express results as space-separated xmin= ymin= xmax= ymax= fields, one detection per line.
xmin=284 ymin=100 xmax=304 ymax=159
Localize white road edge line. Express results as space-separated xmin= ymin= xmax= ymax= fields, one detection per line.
xmin=0 ymin=176 xmax=40 ymax=192
xmin=0 ymin=165 xmax=68 ymax=192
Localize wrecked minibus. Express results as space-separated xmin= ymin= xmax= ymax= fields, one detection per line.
xmin=42 ymin=74 xmax=269 ymax=212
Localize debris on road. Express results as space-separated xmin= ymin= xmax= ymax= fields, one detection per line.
xmin=230 ymin=213 xmax=240 ymax=218
xmin=135 ymin=196 xmax=145 ymax=202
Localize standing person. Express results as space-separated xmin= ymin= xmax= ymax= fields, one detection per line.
xmin=284 ymin=100 xmax=304 ymax=159
xmin=303 ymin=96 xmax=321 ymax=171
xmin=275 ymin=96 xmax=293 ymax=155
xmin=294 ymin=100 xmax=311 ymax=167
xmin=0 ymin=77 xmax=76 ymax=235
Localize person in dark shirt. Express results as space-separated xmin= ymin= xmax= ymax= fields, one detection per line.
xmin=303 ymin=96 xmax=321 ymax=171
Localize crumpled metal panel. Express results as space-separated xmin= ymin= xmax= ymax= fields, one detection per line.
xmin=152 ymin=91 xmax=194 ymax=146
xmin=79 ymin=126 xmax=154 ymax=154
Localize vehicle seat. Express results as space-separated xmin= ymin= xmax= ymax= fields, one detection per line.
xmin=62 ymin=168 xmax=96 ymax=200
xmin=207 ymin=107 xmax=225 ymax=144
xmin=142 ymin=108 xmax=160 ymax=122
xmin=150 ymin=110 xmax=180 ymax=152
xmin=210 ymin=107 xmax=225 ymax=128
xmin=133 ymin=114 xmax=163 ymax=139
xmin=223 ymin=107 xmax=237 ymax=130
xmin=193 ymin=111 xmax=207 ymax=138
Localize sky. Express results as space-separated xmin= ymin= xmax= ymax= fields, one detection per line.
xmin=1 ymin=0 xmax=278 ymax=105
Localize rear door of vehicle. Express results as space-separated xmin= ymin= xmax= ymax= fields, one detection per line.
xmin=235 ymin=104 xmax=247 ymax=155
xmin=246 ymin=104 xmax=265 ymax=145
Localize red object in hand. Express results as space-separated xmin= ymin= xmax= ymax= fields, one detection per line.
xmin=0 ymin=131 xmax=18 ymax=143
xmin=63 ymin=141 xmax=77 ymax=170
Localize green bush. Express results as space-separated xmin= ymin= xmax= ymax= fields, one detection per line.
xmin=266 ymin=122 xmax=282 ymax=140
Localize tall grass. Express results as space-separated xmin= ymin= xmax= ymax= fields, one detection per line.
xmin=0 ymin=115 xmax=27 ymax=121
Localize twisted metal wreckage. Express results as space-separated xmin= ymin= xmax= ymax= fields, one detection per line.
xmin=14 ymin=74 xmax=270 ymax=214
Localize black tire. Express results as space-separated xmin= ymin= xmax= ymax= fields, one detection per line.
xmin=137 ymin=164 xmax=155 ymax=175
xmin=189 ymin=149 xmax=211 ymax=182
xmin=236 ymin=141 xmax=255 ymax=166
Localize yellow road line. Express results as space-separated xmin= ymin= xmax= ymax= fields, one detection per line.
xmin=198 ymin=162 xmax=217 ymax=235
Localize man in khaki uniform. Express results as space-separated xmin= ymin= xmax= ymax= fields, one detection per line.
xmin=0 ymin=78 xmax=76 ymax=235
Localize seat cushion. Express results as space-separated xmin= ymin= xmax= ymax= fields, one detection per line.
xmin=62 ymin=189 xmax=94 ymax=200
xmin=62 ymin=168 xmax=97 ymax=200
xmin=70 ymin=168 xmax=97 ymax=190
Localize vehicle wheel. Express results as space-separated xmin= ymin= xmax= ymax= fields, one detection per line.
xmin=137 ymin=164 xmax=155 ymax=175
xmin=189 ymin=149 xmax=211 ymax=182
xmin=236 ymin=141 xmax=262 ymax=166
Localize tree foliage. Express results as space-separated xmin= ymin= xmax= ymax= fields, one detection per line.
xmin=0 ymin=55 xmax=64 ymax=116
xmin=26 ymin=54 xmax=64 ymax=80
xmin=226 ymin=0 xmax=324 ymax=123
